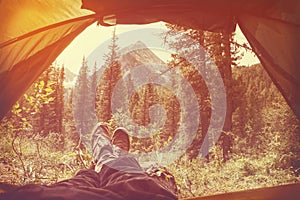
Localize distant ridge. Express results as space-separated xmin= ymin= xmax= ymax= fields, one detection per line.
xmin=64 ymin=67 xmax=76 ymax=82
xmin=119 ymin=40 xmax=165 ymax=72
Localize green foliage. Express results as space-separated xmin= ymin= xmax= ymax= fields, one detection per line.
xmin=169 ymin=153 xmax=300 ymax=198
xmin=0 ymin=131 xmax=91 ymax=185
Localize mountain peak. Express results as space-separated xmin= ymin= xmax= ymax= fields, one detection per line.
xmin=133 ymin=41 xmax=148 ymax=49
xmin=119 ymin=41 xmax=148 ymax=55
xmin=118 ymin=41 xmax=165 ymax=73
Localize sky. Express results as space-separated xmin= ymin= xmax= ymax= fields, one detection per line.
xmin=55 ymin=22 xmax=259 ymax=74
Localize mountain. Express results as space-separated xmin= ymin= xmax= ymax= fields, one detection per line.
xmin=67 ymin=41 xmax=167 ymax=89
xmin=64 ymin=67 xmax=76 ymax=82
xmin=93 ymin=41 xmax=168 ymax=88
xmin=64 ymin=67 xmax=77 ymax=89
xmin=118 ymin=41 xmax=165 ymax=73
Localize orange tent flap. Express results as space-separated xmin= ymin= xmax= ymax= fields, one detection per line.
xmin=0 ymin=0 xmax=93 ymax=44
xmin=0 ymin=16 xmax=96 ymax=119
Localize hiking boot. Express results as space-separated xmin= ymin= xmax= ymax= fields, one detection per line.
xmin=91 ymin=124 xmax=130 ymax=172
xmin=112 ymin=127 xmax=130 ymax=152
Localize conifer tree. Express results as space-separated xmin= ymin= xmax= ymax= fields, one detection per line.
xmin=205 ymin=31 xmax=236 ymax=161
xmin=96 ymin=27 xmax=122 ymax=122
xmin=58 ymin=66 xmax=65 ymax=134
xmin=74 ymin=56 xmax=91 ymax=135
xmin=35 ymin=67 xmax=50 ymax=135
xmin=33 ymin=65 xmax=57 ymax=136
xmin=64 ymin=87 xmax=79 ymax=144
xmin=54 ymin=66 xmax=65 ymax=147
xmin=165 ymin=24 xmax=239 ymax=160
xmin=90 ymin=62 xmax=98 ymax=94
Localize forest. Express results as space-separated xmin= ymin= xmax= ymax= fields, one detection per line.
xmin=0 ymin=24 xmax=299 ymax=199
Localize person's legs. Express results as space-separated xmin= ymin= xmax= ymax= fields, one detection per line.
xmin=50 ymin=169 xmax=100 ymax=188
xmin=91 ymin=123 xmax=126 ymax=172
xmin=96 ymin=156 xmax=178 ymax=200
xmin=91 ymin=125 xmax=177 ymax=199
xmin=51 ymin=123 xmax=136 ymax=189
xmin=47 ymin=122 xmax=115 ymax=188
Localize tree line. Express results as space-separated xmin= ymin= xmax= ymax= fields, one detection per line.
xmin=73 ymin=24 xmax=299 ymax=171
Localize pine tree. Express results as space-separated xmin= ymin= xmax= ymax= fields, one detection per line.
xmin=35 ymin=67 xmax=50 ymax=135
xmin=160 ymin=70 xmax=181 ymax=150
xmin=165 ymin=24 xmax=239 ymax=161
xmin=73 ymin=56 xmax=91 ymax=136
xmin=96 ymin=27 xmax=122 ymax=122
xmin=64 ymin=87 xmax=79 ymax=145
xmin=164 ymin=26 xmax=210 ymax=159
xmin=54 ymin=66 xmax=65 ymax=147
xmin=205 ymin=31 xmax=236 ymax=161
xmin=33 ymin=65 xmax=57 ymax=136
xmin=104 ymin=27 xmax=119 ymax=67
xmin=90 ymin=62 xmax=98 ymax=94
xmin=58 ymin=66 xmax=65 ymax=134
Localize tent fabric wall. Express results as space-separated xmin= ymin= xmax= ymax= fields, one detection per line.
xmin=0 ymin=16 xmax=96 ymax=119
xmin=238 ymin=13 xmax=300 ymax=119
xmin=0 ymin=0 xmax=92 ymax=44
xmin=82 ymin=0 xmax=237 ymax=32
xmin=236 ymin=0 xmax=300 ymax=119
xmin=0 ymin=0 xmax=95 ymax=119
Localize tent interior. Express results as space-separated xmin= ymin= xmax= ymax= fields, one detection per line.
xmin=0 ymin=0 xmax=299 ymax=199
